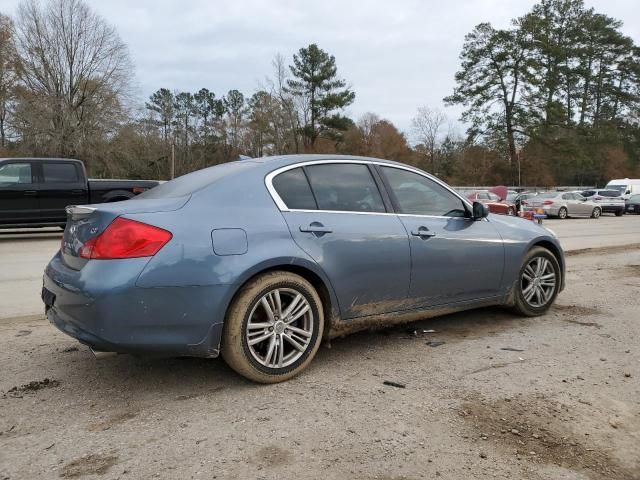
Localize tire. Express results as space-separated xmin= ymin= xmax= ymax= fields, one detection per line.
xmin=615 ymin=209 xmax=623 ymax=217
xmin=221 ymin=271 xmax=324 ymax=383
xmin=511 ymin=247 xmax=561 ymax=317
xmin=507 ymin=207 xmax=516 ymax=216
xmin=591 ymin=207 xmax=601 ymax=219
xmin=557 ymin=207 xmax=568 ymax=219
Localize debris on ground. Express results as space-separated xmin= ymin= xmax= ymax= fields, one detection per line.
xmin=500 ymin=347 xmax=525 ymax=352
xmin=62 ymin=346 xmax=79 ymax=353
xmin=383 ymin=380 xmax=406 ymax=389
xmin=3 ymin=378 xmax=60 ymax=398
xmin=15 ymin=330 xmax=32 ymax=337
xmin=426 ymin=341 xmax=446 ymax=347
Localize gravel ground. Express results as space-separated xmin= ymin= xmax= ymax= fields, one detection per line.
xmin=0 ymin=248 xmax=638 ymax=479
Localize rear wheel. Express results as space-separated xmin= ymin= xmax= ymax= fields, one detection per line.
xmin=591 ymin=207 xmax=601 ymax=219
xmin=221 ymin=271 xmax=324 ymax=383
xmin=512 ymin=247 xmax=561 ymax=317
xmin=558 ymin=207 xmax=568 ymax=219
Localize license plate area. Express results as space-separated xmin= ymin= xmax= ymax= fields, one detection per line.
xmin=42 ymin=287 xmax=56 ymax=308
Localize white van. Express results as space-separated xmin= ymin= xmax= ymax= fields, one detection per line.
xmin=605 ymin=179 xmax=640 ymax=199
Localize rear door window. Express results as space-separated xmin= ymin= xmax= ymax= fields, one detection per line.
xmin=305 ymin=163 xmax=385 ymax=213
xmin=0 ymin=163 xmax=32 ymax=185
xmin=42 ymin=163 xmax=79 ymax=183
xmin=272 ymin=167 xmax=317 ymax=210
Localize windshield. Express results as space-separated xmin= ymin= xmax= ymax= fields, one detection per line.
xmin=605 ymin=184 xmax=627 ymax=194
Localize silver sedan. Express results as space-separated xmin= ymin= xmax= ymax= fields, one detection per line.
xmin=526 ymin=191 xmax=601 ymax=219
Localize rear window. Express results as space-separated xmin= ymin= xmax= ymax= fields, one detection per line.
xmin=272 ymin=168 xmax=317 ymax=210
xmin=135 ymin=161 xmax=257 ymax=199
xmin=597 ymin=190 xmax=621 ymax=197
xmin=42 ymin=163 xmax=79 ymax=183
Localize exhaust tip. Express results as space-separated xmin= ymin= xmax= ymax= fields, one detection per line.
xmin=90 ymin=348 xmax=118 ymax=359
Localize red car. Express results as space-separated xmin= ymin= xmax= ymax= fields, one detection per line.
xmin=464 ymin=188 xmax=516 ymax=216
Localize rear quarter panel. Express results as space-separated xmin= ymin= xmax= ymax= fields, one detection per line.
xmin=131 ymin=168 xmax=339 ymax=320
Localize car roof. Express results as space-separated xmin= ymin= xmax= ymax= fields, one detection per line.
xmin=0 ymin=157 xmax=83 ymax=163
xmin=250 ymin=154 xmax=420 ymax=170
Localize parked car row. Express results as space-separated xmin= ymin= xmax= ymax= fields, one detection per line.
xmin=464 ymin=180 xmax=640 ymax=219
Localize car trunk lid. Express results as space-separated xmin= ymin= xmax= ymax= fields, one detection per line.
xmin=61 ymin=196 xmax=189 ymax=270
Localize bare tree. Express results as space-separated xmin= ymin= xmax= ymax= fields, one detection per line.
xmin=13 ymin=0 xmax=132 ymax=157
xmin=0 ymin=13 xmax=18 ymax=147
xmin=411 ymin=106 xmax=446 ymax=172
xmin=268 ymin=53 xmax=301 ymax=153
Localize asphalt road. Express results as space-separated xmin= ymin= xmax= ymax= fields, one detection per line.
xmin=1 ymin=216 xmax=639 ymax=320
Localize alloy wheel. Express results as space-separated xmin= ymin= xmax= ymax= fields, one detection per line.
xmin=521 ymin=257 xmax=557 ymax=308
xmin=245 ymin=288 xmax=314 ymax=369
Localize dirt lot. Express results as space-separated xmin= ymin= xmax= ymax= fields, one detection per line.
xmin=0 ymin=246 xmax=639 ymax=479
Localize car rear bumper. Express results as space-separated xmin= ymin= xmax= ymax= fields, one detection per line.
xmin=43 ymin=252 xmax=229 ymax=357
xmin=599 ymin=205 xmax=624 ymax=213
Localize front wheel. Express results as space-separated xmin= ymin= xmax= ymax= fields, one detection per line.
xmin=221 ymin=271 xmax=324 ymax=383
xmin=511 ymin=247 xmax=561 ymax=317
xmin=558 ymin=207 xmax=568 ymax=219
xmin=591 ymin=207 xmax=601 ymax=219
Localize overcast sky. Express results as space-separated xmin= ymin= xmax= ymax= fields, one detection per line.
xmin=3 ymin=0 xmax=639 ymax=136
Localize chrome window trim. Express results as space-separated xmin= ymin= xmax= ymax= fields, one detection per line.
xmin=265 ymin=159 xmax=474 ymax=220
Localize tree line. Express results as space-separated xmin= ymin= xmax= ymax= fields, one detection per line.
xmin=0 ymin=0 xmax=639 ymax=186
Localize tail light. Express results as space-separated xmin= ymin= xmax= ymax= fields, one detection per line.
xmin=543 ymin=200 xmax=554 ymax=205
xmin=79 ymin=217 xmax=172 ymax=260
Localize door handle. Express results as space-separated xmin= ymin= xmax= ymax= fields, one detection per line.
xmin=299 ymin=224 xmax=332 ymax=234
xmin=71 ymin=189 xmax=85 ymax=195
xmin=23 ymin=190 xmax=38 ymax=197
xmin=411 ymin=227 xmax=436 ymax=238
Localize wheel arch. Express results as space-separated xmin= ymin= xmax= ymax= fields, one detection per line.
xmin=101 ymin=190 xmax=134 ymax=202
xmin=224 ymin=259 xmax=341 ymax=339
xmin=529 ymin=239 xmax=565 ymax=291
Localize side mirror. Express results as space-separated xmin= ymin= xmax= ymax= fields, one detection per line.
xmin=626 ymin=190 xmax=631 ymax=195
xmin=472 ymin=201 xmax=489 ymax=219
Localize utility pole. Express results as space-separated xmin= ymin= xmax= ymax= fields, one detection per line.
xmin=170 ymin=143 xmax=175 ymax=179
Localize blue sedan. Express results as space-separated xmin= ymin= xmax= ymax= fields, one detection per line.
xmin=43 ymin=155 xmax=565 ymax=383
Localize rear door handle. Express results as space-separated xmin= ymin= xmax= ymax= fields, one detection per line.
xmin=23 ymin=190 xmax=38 ymax=197
xmin=71 ymin=189 xmax=85 ymax=195
xmin=411 ymin=227 xmax=436 ymax=238
xmin=300 ymin=224 xmax=332 ymax=234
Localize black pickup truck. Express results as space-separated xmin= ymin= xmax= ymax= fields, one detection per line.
xmin=0 ymin=158 xmax=160 ymax=228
